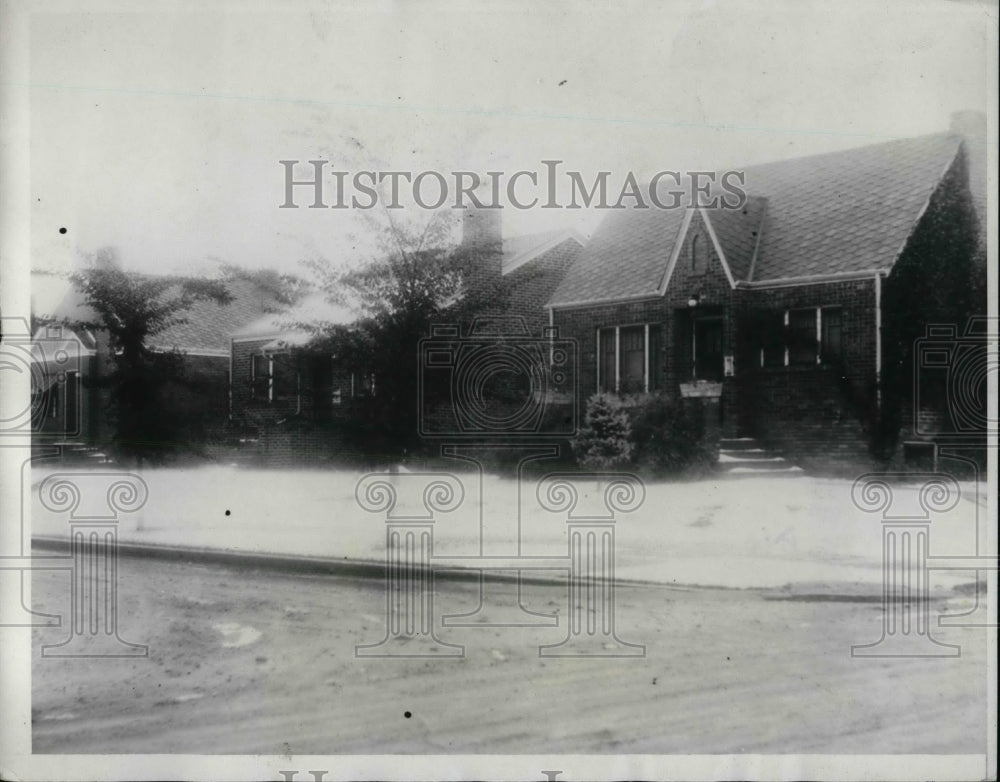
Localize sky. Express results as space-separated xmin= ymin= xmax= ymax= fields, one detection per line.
xmin=20 ymin=0 xmax=997 ymax=279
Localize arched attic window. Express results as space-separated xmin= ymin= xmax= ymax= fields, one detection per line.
xmin=691 ymin=233 xmax=708 ymax=274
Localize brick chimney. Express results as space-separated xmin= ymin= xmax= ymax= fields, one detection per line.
xmin=949 ymin=110 xmax=987 ymax=252
xmin=461 ymin=203 xmax=502 ymax=251
xmin=459 ymin=203 xmax=503 ymax=306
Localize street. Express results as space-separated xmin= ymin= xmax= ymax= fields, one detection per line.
xmin=31 ymin=552 xmax=989 ymax=755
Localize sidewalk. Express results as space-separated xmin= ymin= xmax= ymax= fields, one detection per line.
xmin=27 ymin=464 xmax=990 ymax=594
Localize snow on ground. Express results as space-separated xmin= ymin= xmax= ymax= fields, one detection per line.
xmin=29 ymin=463 xmax=989 ymax=592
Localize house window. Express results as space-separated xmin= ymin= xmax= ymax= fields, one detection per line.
xmin=649 ymin=324 xmax=663 ymax=391
xmin=821 ymin=307 xmax=843 ymax=362
xmin=598 ymin=328 xmax=616 ymax=393
xmin=620 ymin=326 xmax=645 ymax=393
xmin=251 ymin=354 xmax=272 ymax=401
xmin=788 ymin=308 xmax=818 ymax=366
xmin=270 ymin=354 xmax=297 ymax=401
xmin=754 ymin=311 xmax=785 ymax=368
xmin=353 ymin=372 xmax=376 ymax=397
xmin=753 ymin=307 xmax=843 ymax=368
xmin=597 ymin=323 xmax=663 ymax=394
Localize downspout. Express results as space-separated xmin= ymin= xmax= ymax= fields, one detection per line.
xmin=874 ymin=271 xmax=882 ymax=414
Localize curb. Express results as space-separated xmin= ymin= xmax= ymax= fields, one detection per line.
xmin=32 ymin=536 xmax=979 ymax=601
xmin=29 ymin=535 xmax=745 ymax=592
xmin=30 ymin=535 xmax=573 ymax=588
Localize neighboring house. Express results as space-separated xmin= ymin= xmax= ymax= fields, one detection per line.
xmin=226 ymin=214 xmax=585 ymax=462
xmin=148 ymin=277 xmax=293 ymax=436
xmin=30 ymin=271 xmax=103 ymax=445
xmin=229 ymin=293 xmax=361 ymax=430
xmin=30 ymin=271 xmax=290 ymax=451
xmin=547 ymin=114 xmax=986 ymax=465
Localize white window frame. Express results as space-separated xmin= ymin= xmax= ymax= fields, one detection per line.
xmin=251 ymin=354 xmax=275 ymax=402
xmin=779 ymin=307 xmax=835 ymax=367
xmin=597 ymin=323 xmax=657 ymax=394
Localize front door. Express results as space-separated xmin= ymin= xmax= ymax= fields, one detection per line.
xmin=693 ymin=317 xmax=724 ymax=381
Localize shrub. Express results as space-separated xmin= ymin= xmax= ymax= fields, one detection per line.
xmin=623 ymin=392 xmax=715 ymax=475
xmin=571 ymin=394 xmax=633 ymax=469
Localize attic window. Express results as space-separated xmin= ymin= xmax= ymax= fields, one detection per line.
xmin=691 ymin=234 xmax=708 ymax=275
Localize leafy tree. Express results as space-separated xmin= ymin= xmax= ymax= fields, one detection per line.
xmin=70 ymin=249 xmax=232 ymax=465
xmin=219 ymin=263 xmax=311 ymax=308
xmin=572 ymin=394 xmax=633 ymax=469
xmin=303 ymin=209 xmax=509 ymax=460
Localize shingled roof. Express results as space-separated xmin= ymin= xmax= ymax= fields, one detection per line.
xmin=149 ymin=278 xmax=293 ymax=356
xmin=501 ymin=229 xmax=586 ymax=275
xmin=549 ymin=132 xmax=964 ymax=306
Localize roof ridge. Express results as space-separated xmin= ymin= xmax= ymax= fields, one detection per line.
xmin=736 ymin=131 xmax=958 ymax=176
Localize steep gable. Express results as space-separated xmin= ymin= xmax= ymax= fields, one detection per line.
xmin=548 ymin=132 xmax=964 ymax=306
xmin=703 ymin=196 xmax=767 ymax=283
xmin=548 ymin=201 xmax=688 ymax=306
xmin=660 ymin=210 xmax=736 ymax=301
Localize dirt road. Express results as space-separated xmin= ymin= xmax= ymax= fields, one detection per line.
xmin=31 ymin=555 xmax=989 ymax=755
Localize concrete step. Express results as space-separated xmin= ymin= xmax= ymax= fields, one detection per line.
xmin=716 ymin=437 xmax=803 ymax=476
xmin=717 ymin=451 xmax=784 ymax=462
xmin=717 ymin=453 xmax=788 ymax=464
xmin=718 ymin=437 xmax=761 ymax=451
xmin=723 ymin=465 xmax=806 ymax=478
xmin=55 ymin=444 xmax=114 ymax=464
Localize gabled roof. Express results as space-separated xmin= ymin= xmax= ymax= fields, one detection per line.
xmin=31 ymin=271 xmax=298 ymax=357
xmin=149 ymin=278 xmax=293 ymax=356
xmin=501 ymin=229 xmax=586 ymax=275
xmin=704 ymin=195 xmax=767 ymax=283
xmin=549 ymin=132 xmax=964 ymax=306
xmin=739 ymin=133 xmax=961 ymax=282
xmin=230 ymin=292 xmax=357 ymax=347
xmin=548 ymin=201 xmax=690 ymax=306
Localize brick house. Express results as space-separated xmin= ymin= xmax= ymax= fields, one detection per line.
xmin=226 ymin=218 xmax=584 ymax=462
xmin=29 ymin=271 xmax=103 ymax=446
xmin=228 ymin=293 xmax=361 ymax=432
xmin=30 ymin=271 xmax=287 ymax=453
xmin=547 ymin=118 xmax=986 ymax=465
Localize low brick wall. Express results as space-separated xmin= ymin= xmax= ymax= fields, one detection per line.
xmin=744 ymin=365 xmax=872 ymax=468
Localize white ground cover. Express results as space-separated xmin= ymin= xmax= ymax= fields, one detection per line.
xmin=29 ymin=463 xmax=989 ymax=592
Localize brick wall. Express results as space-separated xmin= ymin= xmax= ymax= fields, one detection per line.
xmin=505 ymin=238 xmax=581 ymax=336
xmin=257 ymin=423 xmax=363 ymax=467
xmin=231 ymin=336 xmax=367 ymax=454
xmin=553 ymin=211 xmax=741 ymax=433
xmin=880 ymin=150 xmax=984 ymax=448
xmin=553 ymin=211 xmax=881 ymax=461
xmin=736 ymin=278 xmax=878 ymax=460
